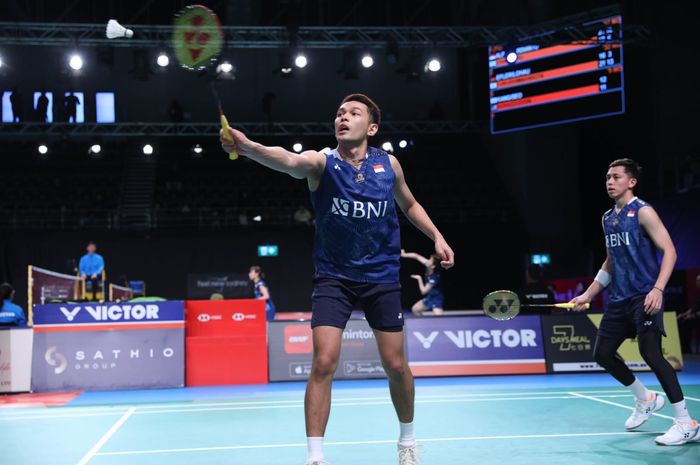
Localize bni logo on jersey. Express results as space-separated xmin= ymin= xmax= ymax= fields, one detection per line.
xmin=331 ymin=197 xmax=388 ymax=219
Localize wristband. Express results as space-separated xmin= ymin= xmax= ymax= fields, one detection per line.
xmin=653 ymin=286 xmax=664 ymax=293
xmin=594 ymin=269 xmax=611 ymax=287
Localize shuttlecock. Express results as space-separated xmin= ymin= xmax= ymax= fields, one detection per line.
xmin=106 ymin=19 xmax=133 ymax=39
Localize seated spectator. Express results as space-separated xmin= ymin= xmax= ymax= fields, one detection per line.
xmin=678 ymin=274 xmax=700 ymax=354
xmin=0 ymin=283 xmax=27 ymax=326
xmin=517 ymin=264 xmax=556 ymax=313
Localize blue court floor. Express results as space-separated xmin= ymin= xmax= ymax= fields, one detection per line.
xmin=2 ymin=364 xmax=700 ymax=465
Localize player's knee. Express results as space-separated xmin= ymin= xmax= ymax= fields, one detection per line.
xmin=311 ymin=353 xmax=339 ymax=378
xmin=382 ymin=355 xmax=407 ymax=378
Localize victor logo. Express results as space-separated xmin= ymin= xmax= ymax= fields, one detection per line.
xmin=413 ymin=329 xmax=538 ymax=349
xmin=413 ymin=331 xmax=439 ymax=349
xmin=59 ymin=304 xmax=161 ymax=322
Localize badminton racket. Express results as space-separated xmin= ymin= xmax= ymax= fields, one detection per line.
xmin=482 ymin=290 xmax=589 ymax=321
xmin=172 ymin=4 xmax=238 ymax=160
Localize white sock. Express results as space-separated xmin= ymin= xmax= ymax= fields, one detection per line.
xmin=307 ymin=437 xmax=324 ymax=461
xmin=627 ymin=378 xmax=651 ymax=401
xmin=672 ymin=400 xmax=692 ymax=423
xmin=399 ymin=421 xmax=416 ymax=446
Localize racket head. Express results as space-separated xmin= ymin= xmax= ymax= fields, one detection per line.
xmin=482 ymin=290 xmax=521 ymax=321
xmin=172 ymin=4 xmax=224 ymax=70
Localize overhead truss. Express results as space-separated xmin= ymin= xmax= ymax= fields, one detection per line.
xmin=0 ymin=121 xmax=482 ymax=138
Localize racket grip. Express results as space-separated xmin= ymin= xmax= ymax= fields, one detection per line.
xmin=220 ymin=114 xmax=238 ymax=160
xmin=554 ymin=303 xmax=590 ymax=309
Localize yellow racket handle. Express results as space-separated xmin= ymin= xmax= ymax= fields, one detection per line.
xmin=220 ymin=114 xmax=238 ymax=160
xmin=553 ymin=303 xmax=590 ymax=309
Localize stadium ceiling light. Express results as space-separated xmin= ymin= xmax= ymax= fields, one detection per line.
xmin=142 ymin=144 xmax=154 ymax=155
xmin=292 ymin=143 xmax=303 ymax=153
xmin=361 ymin=54 xmax=374 ymax=68
xmin=156 ymin=52 xmax=169 ymax=67
xmin=506 ymin=52 xmax=518 ymax=63
xmin=89 ymin=144 xmax=102 ymax=154
xmin=425 ymin=58 xmax=441 ymax=72
xmin=38 ymin=144 xmax=48 ymax=154
xmin=69 ymin=54 xmax=83 ymax=70
xmin=294 ymin=53 xmax=308 ymax=68
xmin=381 ymin=141 xmax=394 ymax=153
xmin=399 ymin=139 xmax=408 ymax=149
xmin=191 ymin=144 xmax=204 ymax=156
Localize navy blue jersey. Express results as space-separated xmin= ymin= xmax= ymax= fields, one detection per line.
xmin=425 ymin=270 xmax=443 ymax=301
xmin=603 ymin=197 xmax=660 ymax=302
xmin=310 ymin=147 xmax=401 ymax=283
xmin=254 ymin=279 xmax=276 ymax=313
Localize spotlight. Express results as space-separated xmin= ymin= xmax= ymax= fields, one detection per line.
xmin=399 ymin=139 xmax=408 ymax=149
xmin=253 ymin=215 xmax=262 ymax=222
xmin=89 ymin=144 xmax=102 ymax=154
xmin=294 ymin=54 xmax=307 ymax=68
xmin=217 ymin=61 xmax=233 ymax=74
xmin=281 ymin=67 xmax=293 ymax=74
xmin=381 ymin=142 xmax=394 ymax=153
xmin=506 ymin=52 xmax=518 ymax=64
xmin=142 ymin=144 xmax=154 ymax=155
xmin=38 ymin=144 xmax=48 ymax=154
xmin=191 ymin=144 xmax=204 ymax=156
xmin=156 ymin=53 xmax=169 ymax=67
xmin=361 ymin=54 xmax=374 ymax=68
xmin=69 ymin=54 xmax=83 ymax=70
xmin=292 ymin=143 xmax=303 ymax=153
xmin=426 ymin=58 xmax=441 ymax=72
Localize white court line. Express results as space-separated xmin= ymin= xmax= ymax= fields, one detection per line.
xmin=95 ymin=431 xmax=663 ymax=457
xmin=75 ymin=407 xmax=135 ymax=465
xmin=568 ymin=392 xmax=675 ymax=420
xmin=684 ymin=396 xmax=700 ymax=402
xmin=0 ymin=389 xmax=630 ymax=418
xmin=0 ymin=392 xmax=636 ymax=421
xmin=134 ymin=394 xmax=639 ymax=415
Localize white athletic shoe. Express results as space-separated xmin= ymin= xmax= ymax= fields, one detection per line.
xmin=304 ymin=461 xmax=329 ymax=465
xmin=398 ymin=443 xmax=421 ymax=465
xmin=625 ymin=392 xmax=665 ymax=430
xmin=655 ymin=420 xmax=700 ymax=446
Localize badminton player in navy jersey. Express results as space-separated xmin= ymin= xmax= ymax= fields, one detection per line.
xmin=571 ymin=158 xmax=698 ymax=446
xmin=222 ymin=94 xmax=454 ymax=465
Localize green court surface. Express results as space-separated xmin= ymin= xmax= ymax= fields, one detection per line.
xmin=2 ymin=373 xmax=699 ymax=465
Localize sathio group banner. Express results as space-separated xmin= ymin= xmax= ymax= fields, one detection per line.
xmin=31 ymin=301 xmax=185 ymax=392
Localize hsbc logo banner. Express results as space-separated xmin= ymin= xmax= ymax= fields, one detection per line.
xmin=33 ymin=301 xmax=185 ymax=326
xmin=269 ymin=320 xmax=384 ymax=381
xmin=405 ymin=316 xmax=546 ymax=376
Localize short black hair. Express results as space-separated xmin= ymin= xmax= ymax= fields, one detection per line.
xmin=527 ymin=264 xmax=543 ymax=281
xmin=609 ymin=158 xmax=642 ymax=180
xmin=0 ymin=283 xmax=14 ymax=301
xmin=339 ymin=93 xmax=381 ymax=124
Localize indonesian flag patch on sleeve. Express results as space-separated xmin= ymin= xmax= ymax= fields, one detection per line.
xmin=627 ymin=210 xmax=636 ymax=217
xmin=372 ymin=164 xmax=385 ymax=173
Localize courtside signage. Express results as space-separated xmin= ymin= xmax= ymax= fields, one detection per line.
xmin=33 ymin=301 xmax=185 ymax=326
xmin=406 ymin=315 xmax=546 ymax=376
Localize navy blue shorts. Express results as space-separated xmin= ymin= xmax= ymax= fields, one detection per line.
xmin=423 ymin=294 xmax=444 ymax=309
xmin=598 ymin=294 xmax=666 ymax=339
xmin=311 ymin=276 xmax=403 ymax=331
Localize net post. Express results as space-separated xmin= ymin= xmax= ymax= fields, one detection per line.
xmin=27 ymin=265 xmax=33 ymax=326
